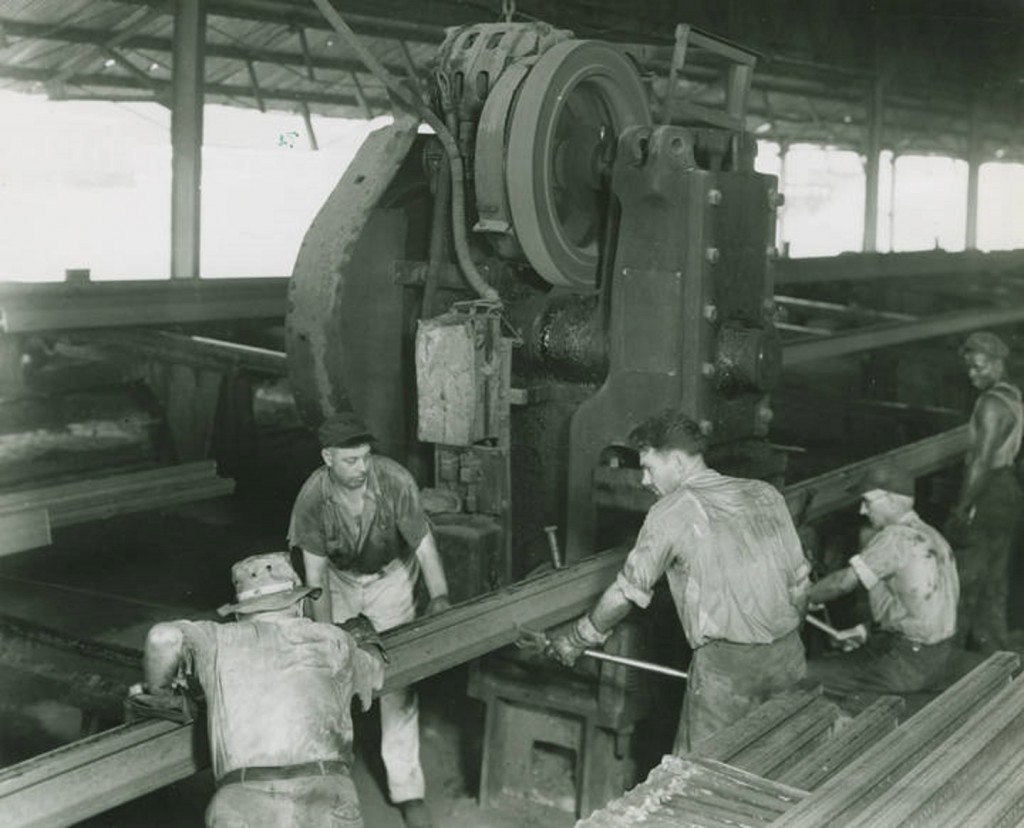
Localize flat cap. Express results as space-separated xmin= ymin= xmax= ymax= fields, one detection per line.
xmin=960 ymin=331 xmax=1010 ymax=360
xmin=317 ymin=412 xmax=376 ymax=449
xmin=851 ymin=464 xmax=916 ymax=498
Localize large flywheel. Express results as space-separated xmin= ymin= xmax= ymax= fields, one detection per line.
xmin=477 ymin=40 xmax=651 ymax=290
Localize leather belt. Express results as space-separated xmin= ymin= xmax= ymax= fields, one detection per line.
xmin=217 ymin=759 xmax=350 ymax=788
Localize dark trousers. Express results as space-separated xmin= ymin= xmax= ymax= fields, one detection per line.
xmin=676 ymin=629 xmax=806 ymax=754
xmin=807 ymin=632 xmax=952 ymax=706
xmin=954 ymin=469 xmax=1023 ymax=654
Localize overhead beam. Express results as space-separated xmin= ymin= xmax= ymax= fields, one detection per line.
xmin=0 ymin=278 xmax=288 ymax=332
xmin=0 ymin=64 xmax=392 ymax=110
xmin=782 ymin=305 xmax=1024 ymax=366
xmin=115 ymin=0 xmax=447 ymax=43
xmin=170 ymin=0 xmax=206 ymax=280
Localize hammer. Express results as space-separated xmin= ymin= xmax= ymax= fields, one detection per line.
xmin=517 ymin=626 xmax=688 ymax=680
xmin=806 ymin=614 xmax=868 ymax=648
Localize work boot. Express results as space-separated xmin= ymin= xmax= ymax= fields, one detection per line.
xmin=398 ymin=798 xmax=433 ymax=828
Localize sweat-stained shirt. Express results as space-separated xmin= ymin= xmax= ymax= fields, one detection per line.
xmin=288 ymin=455 xmax=431 ymax=575
xmin=175 ymin=617 xmax=383 ymax=780
xmin=615 ymin=469 xmax=810 ymax=649
xmin=849 ymin=510 xmax=959 ymax=645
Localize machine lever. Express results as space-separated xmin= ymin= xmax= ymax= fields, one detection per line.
xmin=516 ymin=626 xmax=688 ymax=680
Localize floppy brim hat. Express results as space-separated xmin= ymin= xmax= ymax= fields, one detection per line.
xmin=216 ymin=551 xmax=322 ymax=617
xmin=217 ymin=584 xmax=321 ymax=617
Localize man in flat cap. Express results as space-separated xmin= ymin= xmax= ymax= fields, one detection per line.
xmin=142 ymin=552 xmax=385 ymax=827
xmin=805 ymin=465 xmax=959 ymax=707
xmin=949 ymin=331 xmax=1023 ymax=653
xmin=288 ymin=411 xmax=449 ymax=828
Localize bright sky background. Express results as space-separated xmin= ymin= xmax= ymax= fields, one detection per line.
xmin=0 ymin=89 xmax=1021 ymax=282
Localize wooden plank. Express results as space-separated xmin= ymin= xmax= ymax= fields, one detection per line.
xmin=689 ymin=685 xmax=822 ymax=764
xmin=0 ymin=548 xmax=626 ymax=826
xmin=847 ymin=678 xmax=1024 ymax=827
xmin=778 ymin=696 xmax=903 ymax=790
xmin=730 ymin=698 xmax=837 ymax=780
xmin=0 ymin=509 xmax=51 ymax=556
xmin=773 ymin=652 xmax=1020 ymax=828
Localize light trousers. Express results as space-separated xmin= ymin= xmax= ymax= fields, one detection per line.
xmin=328 ymin=560 xmax=425 ymax=803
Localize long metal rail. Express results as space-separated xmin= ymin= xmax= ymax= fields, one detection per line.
xmin=774 ymin=249 xmax=1024 ymax=286
xmin=782 ymin=305 xmax=1024 ymax=366
xmin=0 ymin=279 xmax=288 ymax=333
xmin=0 ymin=423 xmax=974 ymax=826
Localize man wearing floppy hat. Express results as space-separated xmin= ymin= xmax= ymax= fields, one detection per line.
xmin=805 ymin=465 xmax=959 ymax=707
xmin=949 ymin=331 xmax=1023 ymax=653
xmin=288 ymin=411 xmax=449 ymax=828
xmin=142 ymin=552 xmax=385 ymax=827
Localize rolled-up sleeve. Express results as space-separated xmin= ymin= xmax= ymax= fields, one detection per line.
xmin=617 ymin=506 xmax=678 ymax=609
xmin=394 ymin=478 xmax=431 ymax=551
xmin=288 ymin=481 xmax=326 ymax=557
xmin=851 ymin=526 xmax=910 ymax=590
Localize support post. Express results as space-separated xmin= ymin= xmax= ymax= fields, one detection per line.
xmin=170 ymin=0 xmax=206 ymax=280
xmin=863 ymin=76 xmax=883 ymax=253
xmin=966 ymin=100 xmax=982 ymax=250
xmin=300 ymin=101 xmax=319 ymax=151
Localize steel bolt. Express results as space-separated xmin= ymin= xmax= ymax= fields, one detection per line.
xmin=707 ymin=189 xmax=723 ymax=206
xmin=705 ymin=247 xmax=720 ymax=265
xmin=702 ymin=303 xmax=718 ymax=322
xmin=701 ymin=361 xmax=717 ymax=378
xmin=766 ymin=246 xmax=779 ymax=261
xmin=698 ymin=419 xmax=714 ymax=436
xmin=768 ymin=189 xmax=785 ymax=209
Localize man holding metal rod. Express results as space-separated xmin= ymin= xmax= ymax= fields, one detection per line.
xmin=547 ymin=409 xmax=810 ymax=752
xmin=806 ymin=465 xmax=959 ymax=705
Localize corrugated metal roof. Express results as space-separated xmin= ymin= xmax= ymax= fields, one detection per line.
xmin=0 ymin=0 xmax=438 ymax=118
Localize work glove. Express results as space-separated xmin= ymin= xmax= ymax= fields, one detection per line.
xmin=547 ymin=615 xmax=610 ymax=668
xmin=124 ymin=686 xmax=196 ymax=725
xmin=339 ymin=614 xmax=390 ymax=664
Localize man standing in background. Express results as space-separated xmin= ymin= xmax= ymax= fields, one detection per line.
xmin=949 ymin=331 xmax=1023 ymax=654
xmin=289 ymin=412 xmax=450 ymax=828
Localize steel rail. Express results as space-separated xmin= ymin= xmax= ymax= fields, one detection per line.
xmin=782 ymin=305 xmax=1024 ymax=366
xmin=0 ymin=278 xmax=288 ymax=333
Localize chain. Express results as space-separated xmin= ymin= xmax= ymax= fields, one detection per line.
xmin=501 ymin=0 xmax=516 ymax=23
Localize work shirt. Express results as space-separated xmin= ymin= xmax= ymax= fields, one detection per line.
xmin=849 ymin=510 xmax=959 ymax=645
xmin=968 ymin=381 xmax=1023 ymax=469
xmin=176 ymin=617 xmax=383 ymax=780
xmin=615 ymin=469 xmax=810 ymax=649
xmin=288 ymin=456 xmax=431 ymax=575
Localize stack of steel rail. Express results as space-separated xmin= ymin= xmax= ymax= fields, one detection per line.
xmin=580 ymin=652 xmax=1024 ymax=827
